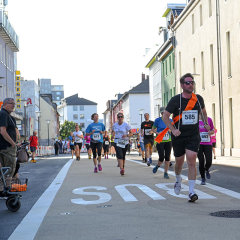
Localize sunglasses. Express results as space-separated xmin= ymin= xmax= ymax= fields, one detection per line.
xmin=118 ymin=116 xmax=124 ymax=118
xmin=184 ymin=81 xmax=195 ymax=85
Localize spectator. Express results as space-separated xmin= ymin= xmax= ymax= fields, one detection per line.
xmin=29 ymin=131 xmax=38 ymax=163
xmin=54 ymin=140 xmax=59 ymax=155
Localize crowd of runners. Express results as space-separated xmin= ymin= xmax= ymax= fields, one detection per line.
xmin=55 ymin=73 xmax=217 ymax=203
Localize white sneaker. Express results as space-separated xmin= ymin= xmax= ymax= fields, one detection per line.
xmin=174 ymin=182 xmax=181 ymax=195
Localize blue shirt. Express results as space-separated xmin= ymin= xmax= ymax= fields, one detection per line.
xmin=68 ymin=136 xmax=74 ymax=145
xmin=86 ymin=122 xmax=105 ymax=143
xmin=154 ymin=117 xmax=173 ymax=142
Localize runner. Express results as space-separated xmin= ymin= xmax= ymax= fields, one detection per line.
xmin=152 ymin=107 xmax=172 ymax=179
xmin=110 ymin=134 xmax=116 ymax=157
xmin=211 ymin=128 xmax=217 ymax=159
xmin=68 ymin=132 xmax=75 ymax=159
xmin=138 ymin=131 xmax=145 ymax=162
xmin=198 ymin=116 xmax=215 ymax=185
xmin=159 ymin=73 xmax=210 ymax=202
xmin=112 ymin=113 xmax=132 ymax=175
xmin=141 ymin=113 xmax=154 ymax=166
xmin=73 ymin=124 xmax=83 ymax=161
xmin=84 ymin=134 xmax=92 ymax=159
xmin=86 ymin=113 xmax=105 ymax=173
xmin=103 ymin=132 xmax=110 ymax=159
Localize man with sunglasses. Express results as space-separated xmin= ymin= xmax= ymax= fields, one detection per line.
xmin=162 ymin=73 xmax=210 ymax=202
xmin=0 ymin=98 xmax=19 ymax=180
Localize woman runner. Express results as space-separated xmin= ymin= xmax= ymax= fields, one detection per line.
xmin=112 ymin=113 xmax=132 ymax=176
xmin=103 ymin=132 xmax=110 ymax=159
xmin=86 ymin=113 xmax=105 ymax=173
xmin=73 ymin=124 xmax=83 ymax=161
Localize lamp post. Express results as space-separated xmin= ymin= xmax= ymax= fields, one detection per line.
xmin=138 ymin=108 xmax=144 ymax=124
xmin=46 ymin=120 xmax=50 ymax=146
xmin=35 ymin=111 xmax=41 ymax=141
xmin=24 ymin=101 xmax=27 ymax=141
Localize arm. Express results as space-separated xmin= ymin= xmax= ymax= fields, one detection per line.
xmin=162 ymin=111 xmax=181 ymax=137
xmin=201 ymin=108 xmax=210 ymax=131
xmin=0 ymin=126 xmax=16 ymax=147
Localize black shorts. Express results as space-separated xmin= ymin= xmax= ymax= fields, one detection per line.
xmin=90 ymin=141 xmax=103 ymax=158
xmin=212 ymin=142 xmax=216 ymax=148
xmin=115 ymin=143 xmax=128 ymax=160
xmin=85 ymin=143 xmax=90 ymax=150
xmin=144 ymin=138 xmax=154 ymax=147
xmin=30 ymin=146 xmax=36 ymax=153
xmin=74 ymin=142 xmax=82 ymax=149
xmin=70 ymin=145 xmax=74 ymax=150
xmin=172 ymin=135 xmax=200 ymax=157
xmin=103 ymin=144 xmax=109 ymax=153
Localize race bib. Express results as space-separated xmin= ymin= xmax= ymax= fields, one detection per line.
xmin=200 ymin=132 xmax=210 ymax=142
xmin=105 ymin=141 xmax=109 ymax=145
xmin=162 ymin=132 xmax=170 ymax=141
xmin=93 ymin=133 xmax=101 ymax=141
xmin=182 ymin=110 xmax=198 ymax=125
xmin=145 ymin=129 xmax=152 ymax=136
xmin=117 ymin=139 xmax=127 ymax=148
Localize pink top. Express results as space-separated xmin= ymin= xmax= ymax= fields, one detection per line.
xmin=199 ymin=117 xmax=214 ymax=145
xmin=84 ymin=135 xmax=91 ymax=144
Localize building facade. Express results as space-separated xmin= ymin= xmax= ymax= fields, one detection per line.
xmin=51 ymin=85 xmax=64 ymax=106
xmin=172 ymin=0 xmax=240 ymax=156
xmin=58 ymin=94 xmax=97 ymax=132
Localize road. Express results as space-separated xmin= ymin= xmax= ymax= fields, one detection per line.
xmin=1 ymin=153 xmax=240 ymax=240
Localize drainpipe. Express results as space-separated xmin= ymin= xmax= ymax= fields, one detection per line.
xmin=216 ymin=0 xmax=225 ymax=156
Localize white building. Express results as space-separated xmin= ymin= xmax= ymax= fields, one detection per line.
xmin=112 ymin=77 xmax=151 ymax=132
xmin=58 ymin=94 xmax=97 ymax=132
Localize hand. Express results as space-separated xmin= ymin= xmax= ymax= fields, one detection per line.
xmin=172 ymin=129 xmax=181 ymax=137
xmin=204 ymin=124 xmax=210 ymax=131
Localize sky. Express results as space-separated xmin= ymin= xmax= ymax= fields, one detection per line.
xmin=7 ymin=0 xmax=185 ymax=117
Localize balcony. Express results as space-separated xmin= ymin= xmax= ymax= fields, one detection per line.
xmin=0 ymin=10 xmax=19 ymax=52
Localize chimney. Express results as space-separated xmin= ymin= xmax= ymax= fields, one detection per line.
xmin=142 ymin=73 xmax=145 ymax=82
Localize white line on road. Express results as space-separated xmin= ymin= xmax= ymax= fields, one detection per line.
xmin=8 ymin=158 xmax=74 ymax=240
xmin=127 ymin=159 xmax=240 ymax=199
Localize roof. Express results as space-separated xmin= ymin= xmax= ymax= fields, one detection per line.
xmin=162 ymin=4 xmax=186 ymax=17
xmin=64 ymin=94 xmax=97 ymax=105
xmin=128 ymin=78 xmax=149 ymax=94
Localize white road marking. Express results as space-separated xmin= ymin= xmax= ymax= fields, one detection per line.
xmin=127 ymin=159 xmax=240 ymax=199
xmin=71 ymin=186 xmax=112 ymax=205
xmin=8 ymin=159 xmax=74 ymax=240
xmin=115 ymin=184 xmax=165 ymax=202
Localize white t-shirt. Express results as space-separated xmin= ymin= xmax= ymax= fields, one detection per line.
xmin=73 ymin=131 xmax=83 ymax=143
xmin=112 ymin=122 xmax=131 ymax=143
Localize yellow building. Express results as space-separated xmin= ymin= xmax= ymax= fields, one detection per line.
xmin=171 ymin=0 xmax=240 ymax=156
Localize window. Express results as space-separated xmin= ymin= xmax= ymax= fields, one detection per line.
xmin=73 ymin=105 xmax=78 ymax=111
xmin=169 ymin=55 xmax=172 ymax=72
xmin=209 ymin=0 xmax=212 ymax=17
xmin=162 ymin=62 xmax=165 ymax=76
xmin=79 ymin=123 xmax=85 ymax=128
xmin=210 ymin=44 xmax=214 ymax=84
xmin=201 ymin=51 xmax=205 ymax=89
xmin=212 ymin=103 xmax=216 ymax=127
xmin=80 ymin=105 xmax=84 ymax=111
xmin=73 ymin=114 xmax=78 ymax=120
xmin=165 ymin=59 xmax=168 ymax=75
xmin=179 ymin=52 xmax=182 ymax=77
xmin=200 ymin=5 xmax=203 ymax=26
xmin=80 ymin=114 xmax=84 ymax=119
xmin=193 ymin=58 xmax=196 ymax=74
xmin=226 ymin=31 xmax=232 ymax=77
xmin=172 ymin=53 xmax=175 ymax=70
xmin=192 ymin=14 xmax=195 ymax=34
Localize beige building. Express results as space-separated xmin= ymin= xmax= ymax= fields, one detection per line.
xmin=39 ymin=97 xmax=59 ymax=146
xmin=171 ymin=0 xmax=240 ymax=156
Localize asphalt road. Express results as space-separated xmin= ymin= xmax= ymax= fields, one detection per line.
xmin=1 ymin=153 xmax=240 ymax=240
xmin=0 ymin=155 xmax=70 ymax=240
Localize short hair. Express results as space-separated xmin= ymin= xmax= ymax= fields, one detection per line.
xmin=91 ymin=113 xmax=98 ymax=120
xmin=180 ymin=73 xmax=194 ymax=84
xmin=117 ymin=112 xmax=124 ymax=117
xmin=144 ymin=113 xmax=149 ymax=117
xmin=3 ymin=98 xmax=14 ymax=105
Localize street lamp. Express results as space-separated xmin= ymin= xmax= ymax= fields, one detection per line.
xmin=46 ymin=120 xmax=50 ymax=146
xmin=35 ymin=111 xmax=41 ymax=141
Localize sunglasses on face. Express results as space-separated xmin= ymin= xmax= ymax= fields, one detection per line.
xmin=118 ymin=116 xmax=123 ymax=118
xmin=184 ymin=81 xmax=195 ymax=85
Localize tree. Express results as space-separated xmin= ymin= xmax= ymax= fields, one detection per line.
xmin=60 ymin=121 xmax=76 ymax=139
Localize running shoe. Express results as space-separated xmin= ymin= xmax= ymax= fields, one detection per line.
xmin=88 ymin=155 xmax=91 ymax=159
xmin=169 ymin=162 xmax=173 ymax=167
xmin=120 ymin=169 xmax=124 ymax=175
xmin=98 ymin=164 xmax=102 ymax=171
xmin=149 ymin=158 xmax=152 ymax=164
xmin=201 ymin=178 xmax=206 ymax=185
xmin=94 ymin=167 xmax=98 ymax=173
xmin=206 ymin=170 xmax=211 ymax=179
xmin=188 ymin=193 xmax=198 ymax=202
xmin=174 ymin=181 xmax=181 ymax=195
xmin=164 ymin=172 xmax=169 ymax=179
xmin=152 ymin=165 xmax=159 ymax=174
xmin=214 ymin=156 xmax=216 ymax=159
